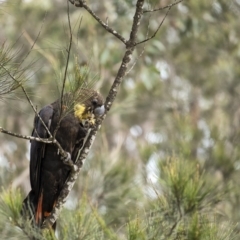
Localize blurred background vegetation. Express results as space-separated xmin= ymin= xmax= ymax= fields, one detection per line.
xmin=0 ymin=0 xmax=240 ymax=239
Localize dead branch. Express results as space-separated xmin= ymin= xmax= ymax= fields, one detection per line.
xmin=69 ymin=0 xmax=127 ymax=44
xmin=42 ymin=0 xmax=145 ymax=228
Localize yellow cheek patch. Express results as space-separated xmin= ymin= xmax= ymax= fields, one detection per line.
xmin=74 ymin=104 xmax=86 ymax=119
xmin=74 ymin=104 xmax=96 ymax=125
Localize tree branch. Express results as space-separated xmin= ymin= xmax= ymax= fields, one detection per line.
xmin=69 ymin=0 xmax=127 ymax=44
xmin=42 ymin=0 xmax=145 ymax=228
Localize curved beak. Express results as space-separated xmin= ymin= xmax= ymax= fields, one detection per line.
xmin=94 ymin=105 xmax=105 ymax=116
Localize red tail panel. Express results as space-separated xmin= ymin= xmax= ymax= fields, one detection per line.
xmin=35 ymin=192 xmax=43 ymax=225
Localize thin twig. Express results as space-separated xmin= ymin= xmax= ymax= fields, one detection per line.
xmin=23 ymin=31 xmax=57 ymax=68
xmin=143 ymin=0 xmax=183 ymax=13
xmin=0 ymin=127 xmax=53 ymax=144
xmin=166 ymin=213 xmax=182 ymax=237
xmin=126 ymin=8 xmax=152 ymax=75
xmin=53 ymin=1 xmax=73 ymax=139
xmin=126 ymin=45 xmax=146 ymax=76
xmin=14 ymin=12 xmax=47 ymax=79
xmin=69 ymin=0 xmax=127 ymax=44
xmin=60 ymin=2 xmax=72 ymax=116
xmin=136 ymin=3 xmax=173 ymax=46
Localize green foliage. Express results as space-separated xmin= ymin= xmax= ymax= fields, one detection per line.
xmin=159 ymin=158 xmax=222 ymax=213
xmin=127 ymin=216 xmax=145 ymax=240
xmin=0 ymin=187 xmax=22 ymax=225
xmin=123 ymin=158 xmax=237 ymax=240
xmin=58 ymin=194 xmax=106 ymax=240
xmin=0 ymin=44 xmax=25 ymax=99
xmin=57 ymin=56 xmax=99 ymax=95
xmin=0 ymin=157 xmax=239 ymax=239
xmin=0 ymin=187 xmax=57 ymax=239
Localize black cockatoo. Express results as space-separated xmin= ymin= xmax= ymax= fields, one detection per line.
xmin=22 ymin=88 xmax=104 ymax=230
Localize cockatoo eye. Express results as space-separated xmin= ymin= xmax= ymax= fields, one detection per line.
xmin=92 ymin=99 xmax=98 ymax=106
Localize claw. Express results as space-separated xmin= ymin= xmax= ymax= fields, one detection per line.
xmin=61 ymin=152 xmax=71 ymax=162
